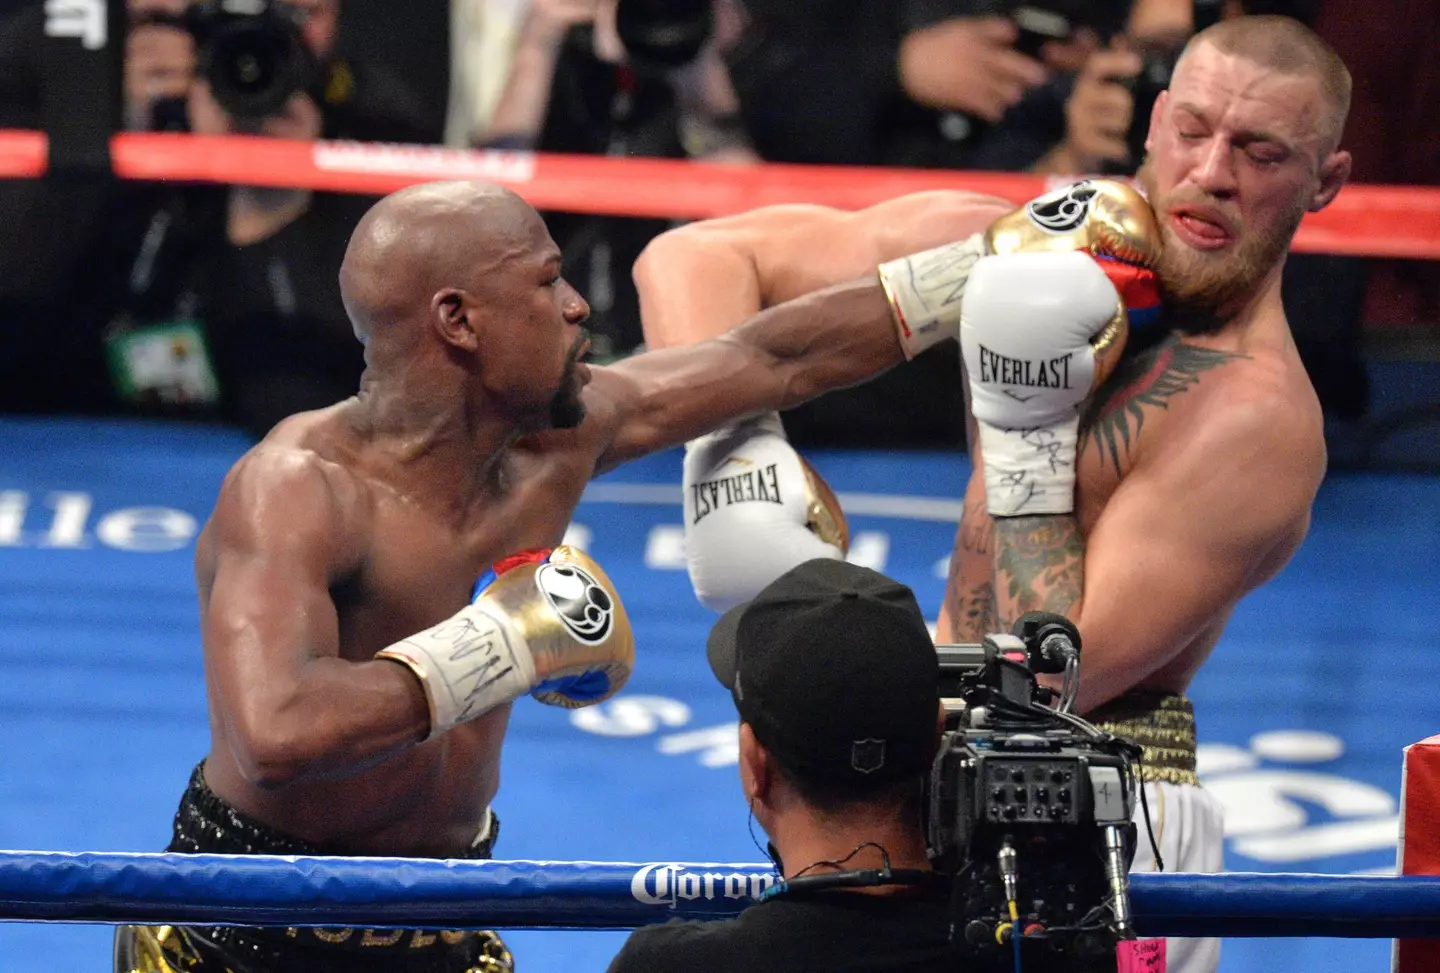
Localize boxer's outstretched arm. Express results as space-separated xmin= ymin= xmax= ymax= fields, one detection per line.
xmin=590 ymin=277 xmax=901 ymax=472
xmin=991 ymin=389 xmax=1322 ymax=713
xmin=634 ymin=192 xmax=1010 ymax=350
xmin=203 ymin=451 xmax=430 ymax=788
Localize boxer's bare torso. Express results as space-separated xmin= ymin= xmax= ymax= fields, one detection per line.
xmin=189 ymin=180 xmax=911 ymax=859
xmin=945 ymin=316 xmax=1325 ymax=699
xmin=197 ymin=396 xmax=617 ymax=857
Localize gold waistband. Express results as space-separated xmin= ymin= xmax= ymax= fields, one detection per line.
xmin=1088 ymin=690 xmax=1200 ymax=787
xmin=115 ymin=924 xmax=514 ymax=973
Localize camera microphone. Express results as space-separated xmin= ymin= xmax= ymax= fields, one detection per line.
xmin=1012 ymin=612 xmax=1081 ymax=674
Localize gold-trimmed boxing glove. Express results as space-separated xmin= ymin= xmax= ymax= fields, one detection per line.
xmin=377 ymin=546 xmax=635 ymax=738
xmin=878 ymin=179 xmax=1165 ymax=360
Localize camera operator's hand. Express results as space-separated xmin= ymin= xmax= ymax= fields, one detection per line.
xmin=1035 ymin=46 xmax=1142 ymax=175
xmin=527 ymin=0 xmax=605 ymax=50
xmin=899 ymin=16 xmax=1048 ymax=123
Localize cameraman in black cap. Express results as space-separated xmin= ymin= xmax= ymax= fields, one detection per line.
xmin=607 ymin=558 xmax=954 ymax=972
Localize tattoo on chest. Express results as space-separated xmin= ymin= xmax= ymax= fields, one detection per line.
xmin=1080 ymin=334 xmax=1247 ymax=471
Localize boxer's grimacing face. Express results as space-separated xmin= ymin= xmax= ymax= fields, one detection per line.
xmin=1134 ymin=43 xmax=1350 ymax=324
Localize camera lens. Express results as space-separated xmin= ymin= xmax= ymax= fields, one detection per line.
xmin=196 ymin=3 xmax=318 ymax=121
xmin=614 ymin=0 xmax=713 ymax=73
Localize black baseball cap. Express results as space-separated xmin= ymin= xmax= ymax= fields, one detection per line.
xmin=707 ymin=559 xmax=940 ymax=786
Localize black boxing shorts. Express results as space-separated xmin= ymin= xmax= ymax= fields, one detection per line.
xmin=113 ymin=762 xmax=512 ymax=973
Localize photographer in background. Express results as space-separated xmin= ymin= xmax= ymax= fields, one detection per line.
xmin=475 ymin=0 xmax=757 ymax=358
xmin=106 ymin=0 xmax=444 ymax=436
xmin=607 ymin=559 xmax=953 ymax=973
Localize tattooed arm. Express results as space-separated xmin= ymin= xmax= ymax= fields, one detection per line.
xmin=979 ymin=336 xmax=1246 ymax=626
xmin=994 ymin=515 xmax=1086 ymax=618
xmin=1013 ymin=384 xmax=1320 ymax=711
xmin=940 ymin=332 xmax=1323 ymax=713
xmin=942 ymin=482 xmax=999 ymax=641
xmin=937 ymin=462 xmax=1084 ymax=640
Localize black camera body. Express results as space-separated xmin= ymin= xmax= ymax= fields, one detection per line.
xmin=927 ymin=619 xmax=1141 ymax=972
xmin=906 ymin=0 xmax=1131 ymax=58
xmin=138 ymin=0 xmax=320 ymax=122
xmin=614 ymin=0 xmax=714 ymax=75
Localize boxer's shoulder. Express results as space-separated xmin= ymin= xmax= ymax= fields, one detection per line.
xmin=213 ymin=440 xmax=372 ymax=558
xmin=1082 ymin=332 xmax=1323 ymax=481
xmin=1134 ymin=340 xmax=1325 ymax=493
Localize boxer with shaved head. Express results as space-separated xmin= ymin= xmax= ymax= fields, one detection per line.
xmin=115 ymin=178 xmax=927 ymax=973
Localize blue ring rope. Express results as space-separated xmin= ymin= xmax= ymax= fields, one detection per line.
xmin=0 ymin=852 xmax=1437 ymax=936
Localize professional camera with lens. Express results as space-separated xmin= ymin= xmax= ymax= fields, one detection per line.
xmin=138 ymin=0 xmax=321 ymax=122
xmin=613 ymin=0 xmax=714 ymax=75
xmin=926 ymin=613 xmax=1151 ymax=973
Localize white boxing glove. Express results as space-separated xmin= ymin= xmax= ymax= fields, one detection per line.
xmin=682 ymin=412 xmax=849 ymax=612
xmin=877 ymin=180 xmax=1164 ymax=359
xmin=960 ymin=250 xmax=1129 ymax=518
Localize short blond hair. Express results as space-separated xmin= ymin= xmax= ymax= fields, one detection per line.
xmin=1182 ymin=15 xmax=1352 ymax=151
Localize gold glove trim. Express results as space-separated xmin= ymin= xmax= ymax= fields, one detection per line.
xmin=985 ymin=179 xmax=1164 ymax=269
xmin=116 ymin=923 xmax=514 ymax=972
xmin=1089 ymin=304 xmax=1129 ymax=392
xmin=1088 ymin=690 xmax=1200 ymax=788
xmin=799 ymin=457 xmax=850 ymax=553
xmin=877 ymin=265 xmax=928 ymax=362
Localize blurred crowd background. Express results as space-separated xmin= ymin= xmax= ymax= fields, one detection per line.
xmin=0 ymin=0 xmax=1435 ymax=464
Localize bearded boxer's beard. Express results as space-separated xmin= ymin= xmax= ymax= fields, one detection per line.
xmin=547 ymin=330 xmax=591 ymax=429
xmin=1135 ymin=156 xmax=1306 ymax=333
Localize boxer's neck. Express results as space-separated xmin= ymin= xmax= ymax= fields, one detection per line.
xmin=349 ymin=365 xmax=518 ymax=505
xmin=1185 ymin=260 xmax=1292 ymax=355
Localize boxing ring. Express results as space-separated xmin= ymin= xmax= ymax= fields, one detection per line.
xmin=2 ymin=851 xmax=1440 ymax=942
xmin=3 ymin=58 xmax=1440 ymax=970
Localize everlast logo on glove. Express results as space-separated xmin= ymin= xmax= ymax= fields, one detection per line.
xmin=977 ymin=344 xmax=1074 ymax=389
xmin=690 ymin=463 xmax=784 ymax=525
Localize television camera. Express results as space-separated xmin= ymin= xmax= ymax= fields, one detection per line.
xmin=928 ymin=611 xmax=1158 ymax=972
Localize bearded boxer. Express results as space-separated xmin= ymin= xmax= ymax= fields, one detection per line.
xmin=112 ymin=178 xmax=938 ymax=973
xmin=636 ymin=16 xmax=1351 ymax=973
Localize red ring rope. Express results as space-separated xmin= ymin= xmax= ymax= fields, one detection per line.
xmin=1 ymin=130 xmax=1436 ymax=260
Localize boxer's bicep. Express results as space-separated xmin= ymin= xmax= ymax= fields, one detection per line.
xmin=633 ymin=192 xmax=1009 ymax=352
xmin=760 ymin=192 xmax=1010 ymax=305
xmin=1070 ymin=403 xmax=1321 ymax=712
xmin=634 ymin=225 xmax=765 ymax=350
xmin=203 ymin=455 xmax=357 ymax=747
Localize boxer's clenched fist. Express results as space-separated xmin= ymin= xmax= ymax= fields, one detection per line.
xmin=878 ymin=179 xmax=1163 ymax=359
xmin=378 ymin=546 xmax=634 ymax=737
xmin=961 ymin=250 xmax=1131 ymax=517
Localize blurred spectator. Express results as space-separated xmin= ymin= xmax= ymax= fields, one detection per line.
xmin=0 ymin=0 xmax=433 ymax=435
xmin=446 ymin=0 xmax=529 ymax=146
xmin=721 ymin=1 xmax=903 ymax=166
xmin=1314 ymin=0 xmax=1440 ymax=333
xmin=472 ymin=0 xmax=758 ymax=357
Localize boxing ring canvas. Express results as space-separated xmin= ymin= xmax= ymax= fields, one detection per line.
xmin=0 ymin=416 xmax=1436 ymax=971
